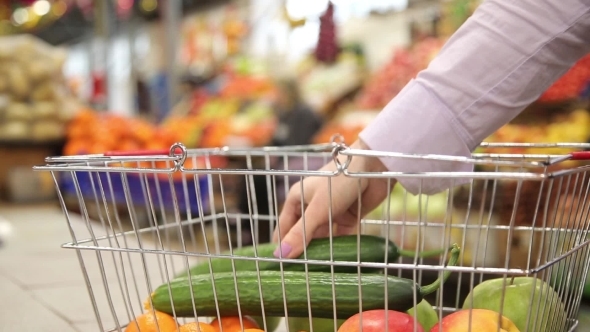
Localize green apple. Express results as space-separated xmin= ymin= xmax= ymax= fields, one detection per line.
xmin=287 ymin=317 xmax=345 ymax=332
xmin=462 ymin=277 xmax=567 ymax=332
xmin=407 ymin=299 xmax=439 ymax=331
xmin=251 ymin=316 xmax=281 ymax=332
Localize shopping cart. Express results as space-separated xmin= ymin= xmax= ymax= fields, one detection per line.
xmin=33 ymin=138 xmax=590 ymax=332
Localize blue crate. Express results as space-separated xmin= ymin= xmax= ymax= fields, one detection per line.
xmin=59 ymin=171 xmax=209 ymax=213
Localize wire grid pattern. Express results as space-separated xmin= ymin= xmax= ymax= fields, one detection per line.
xmin=33 ymin=141 xmax=590 ymax=332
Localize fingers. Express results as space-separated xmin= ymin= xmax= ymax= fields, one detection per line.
xmin=271 ymin=140 xmax=397 ymax=260
xmin=272 ymin=183 xmax=303 ymax=244
xmin=277 ymin=190 xmax=329 ymax=259
xmin=276 ymin=175 xmax=359 ymax=259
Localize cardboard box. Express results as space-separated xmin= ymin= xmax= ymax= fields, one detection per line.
xmin=0 ymin=140 xmax=63 ymax=202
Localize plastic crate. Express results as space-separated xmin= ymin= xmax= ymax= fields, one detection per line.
xmin=59 ymin=170 xmax=209 ymax=213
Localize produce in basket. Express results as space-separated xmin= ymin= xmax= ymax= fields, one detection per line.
xmin=251 ymin=316 xmax=281 ymax=332
xmin=179 ymin=322 xmax=216 ymax=332
xmin=286 ymin=299 xmax=437 ymax=331
xmin=429 ymin=308 xmax=519 ymax=332
xmin=210 ymin=315 xmax=259 ymax=331
xmin=337 ymin=309 xmax=424 ymax=332
xmin=175 ymin=235 xmax=453 ymax=278
xmin=462 ymin=277 xmax=567 ymax=332
xmin=407 ymin=299 xmax=439 ymax=331
xmin=124 ymin=310 xmax=178 ymax=332
xmin=148 ymin=244 xmax=461 ymax=319
xmin=287 ymin=317 xmax=346 ymax=332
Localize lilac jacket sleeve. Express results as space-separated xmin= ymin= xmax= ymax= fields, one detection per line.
xmin=358 ymin=0 xmax=590 ymax=195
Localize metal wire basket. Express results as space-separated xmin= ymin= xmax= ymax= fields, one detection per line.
xmin=33 ymin=138 xmax=590 ymax=332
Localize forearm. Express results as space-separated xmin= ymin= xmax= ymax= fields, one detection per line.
xmin=359 ymin=0 xmax=590 ymax=195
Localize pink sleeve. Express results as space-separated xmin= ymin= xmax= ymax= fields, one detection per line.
xmin=359 ymin=0 xmax=590 ymax=195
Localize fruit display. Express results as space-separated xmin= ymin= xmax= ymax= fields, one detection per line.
xmin=297 ymin=50 xmax=365 ymax=115
xmin=312 ymin=110 xmax=379 ymax=144
xmin=352 ymin=34 xmax=590 ymax=113
xmin=437 ymin=0 xmax=481 ymax=38
xmin=539 ymin=53 xmax=590 ymax=103
xmin=167 ymin=97 xmax=277 ymax=149
xmin=480 ymin=108 xmax=590 ymax=155
xmin=0 ymin=34 xmax=81 ymax=142
xmin=354 ymin=37 xmax=446 ymax=110
xmin=63 ymin=82 xmax=278 ymax=156
xmin=63 ymin=109 xmax=179 ymax=156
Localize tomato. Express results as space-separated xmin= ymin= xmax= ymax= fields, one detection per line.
xmin=338 ymin=310 xmax=424 ymax=332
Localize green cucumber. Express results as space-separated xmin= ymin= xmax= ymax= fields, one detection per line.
xmin=149 ymin=244 xmax=460 ymax=319
xmin=175 ymin=234 xmax=452 ymax=278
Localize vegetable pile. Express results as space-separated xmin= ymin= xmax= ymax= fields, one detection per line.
xmin=123 ymin=235 xmax=460 ymax=331
xmin=123 ymin=233 xmax=571 ymax=332
xmin=0 ymin=35 xmax=81 ymax=142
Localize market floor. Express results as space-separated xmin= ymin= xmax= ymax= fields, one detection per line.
xmin=2 ymin=202 xmax=590 ymax=332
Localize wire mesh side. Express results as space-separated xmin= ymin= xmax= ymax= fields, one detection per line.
xmin=37 ymin=142 xmax=590 ymax=332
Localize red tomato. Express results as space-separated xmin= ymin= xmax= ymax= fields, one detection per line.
xmin=338 ymin=310 xmax=424 ymax=332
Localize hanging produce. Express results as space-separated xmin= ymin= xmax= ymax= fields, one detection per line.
xmin=314 ymin=1 xmax=339 ymax=64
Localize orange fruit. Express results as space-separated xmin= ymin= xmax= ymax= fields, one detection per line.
xmin=243 ymin=329 xmax=266 ymax=332
xmin=179 ymin=322 xmax=217 ymax=332
xmin=210 ymin=316 xmax=260 ymax=332
xmin=124 ymin=310 xmax=179 ymax=332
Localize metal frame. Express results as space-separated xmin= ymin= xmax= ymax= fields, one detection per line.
xmin=33 ymin=139 xmax=590 ymax=332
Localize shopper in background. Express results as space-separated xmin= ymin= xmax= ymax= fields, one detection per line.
xmin=235 ymin=79 xmax=323 ymax=245
xmin=271 ymin=79 xmax=324 ymax=147
xmin=273 ymin=0 xmax=590 ymax=259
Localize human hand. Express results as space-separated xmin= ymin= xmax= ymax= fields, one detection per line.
xmin=272 ymin=139 xmax=396 ymax=259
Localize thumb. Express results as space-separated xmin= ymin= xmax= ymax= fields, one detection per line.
xmin=274 ymin=194 xmax=328 ymax=259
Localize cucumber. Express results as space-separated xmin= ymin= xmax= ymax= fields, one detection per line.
xmin=149 ymin=244 xmax=460 ymax=319
xmin=175 ymin=235 xmax=452 ymax=278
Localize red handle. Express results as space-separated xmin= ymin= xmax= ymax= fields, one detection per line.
xmin=103 ymin=148 xmax=183 ymax=157
xmin=570 ymin=151 xmax=590 ymax=160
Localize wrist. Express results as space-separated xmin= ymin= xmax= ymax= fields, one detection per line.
xmin=351 ymin=138 xmax=388 ymax=173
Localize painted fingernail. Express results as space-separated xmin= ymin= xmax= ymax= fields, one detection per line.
xmin=273 ymin=242 xmax=292 ymax=258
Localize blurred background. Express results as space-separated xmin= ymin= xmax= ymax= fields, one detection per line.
xmin=2 ymin=0 xmax=590 ymax=330
xmin=2 ymin=0 xmax=590 ymax=208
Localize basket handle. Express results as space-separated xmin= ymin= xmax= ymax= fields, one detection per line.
xmin=570 ymin=151 xmax=590 ymax=160
xmin=103 ymin=148 xmax=183 ymax=157
xmin=102 ymin=148 xmax=229 ymax=168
